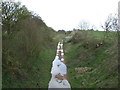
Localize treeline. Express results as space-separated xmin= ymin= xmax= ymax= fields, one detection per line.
xmin=2 ymin=1 xmax=56 ymax=88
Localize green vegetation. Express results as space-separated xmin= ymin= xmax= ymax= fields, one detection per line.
xmin=2 ymin=1 xmax=118 ymax=88
xmin=64 ymin=31 xmax=118 ymax=88
xmin=2 ymin=1 xmax=57 ymax=88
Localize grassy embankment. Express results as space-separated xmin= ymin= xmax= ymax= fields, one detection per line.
xmin=63 ymin=31 xmax=118 ymax=88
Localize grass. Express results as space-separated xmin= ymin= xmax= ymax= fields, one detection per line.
xmin=2 ymin=30 xmax=118 ymax=88
xmin=63 ymin=31 xmax=118 ymax=88
xmin=2 ymin=45 xmax=56 ymax=88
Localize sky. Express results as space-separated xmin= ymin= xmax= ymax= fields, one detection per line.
xmin=14 ymin=0 xmax=119 ymax=31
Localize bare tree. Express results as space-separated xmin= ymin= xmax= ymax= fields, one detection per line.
xmin=89 ymin=25 xmax=97 ymax=31
xmin=78 ymin=20 xmax=90 ymax=30
xmin=102 ymin=14 xmax=118 ymax=31
xmin=102 ymin=14 xmax=112 ymax=32
xmin=101 ymin=13 xmax=118 ymax=42
xmin=111 ymin=14 xmax=118 ymax=31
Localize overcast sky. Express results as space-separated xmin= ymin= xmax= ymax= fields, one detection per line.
xmin=15 ymin=0 xmax=119 ymax=31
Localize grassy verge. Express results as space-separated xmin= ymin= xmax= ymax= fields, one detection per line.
xmin=64 ymin=31 xmax=118 ymax=88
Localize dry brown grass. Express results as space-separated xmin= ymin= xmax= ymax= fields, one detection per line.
xmin=75 ymin=67 xmax=92 ymax=73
